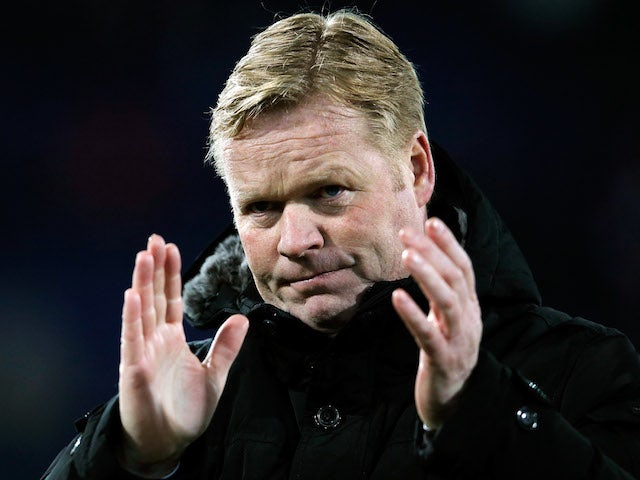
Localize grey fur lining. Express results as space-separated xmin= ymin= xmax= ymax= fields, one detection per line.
xmin=183 ymin=234 xmax=251 ymax=322
xmin=454 ymin=206 xmax=468 ymax=247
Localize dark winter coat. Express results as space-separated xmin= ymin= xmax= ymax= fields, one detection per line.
xmin=42 ymin=144 xmax=640 ymax=479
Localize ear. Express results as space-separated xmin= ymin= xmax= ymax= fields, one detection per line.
xmin=409 ymin=131 xmax=435 ymax=208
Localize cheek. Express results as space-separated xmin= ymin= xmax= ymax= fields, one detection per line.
xmin=352 ymin=194 xmax=416 ymax=257
xmin=238 ymin=227 xmax=277 ymax=275
xmin=330 ymin=208 xmax=371 ymax=241
xmin=333 ymin=207 xmax=394 ymax=254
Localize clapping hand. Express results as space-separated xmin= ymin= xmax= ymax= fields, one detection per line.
xmin=392 ymin=218 xmax=482 ymax=430
xmin=118 ymin=234 xmax=249 ymax=476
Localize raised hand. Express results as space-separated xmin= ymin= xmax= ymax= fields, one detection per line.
xmin=392 ymin=218 xmax=482 ymax=430
xmin=118 ymin=234 xmax=249 ymax=476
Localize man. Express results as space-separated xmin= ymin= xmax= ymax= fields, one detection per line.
xmin=43 ymin=10 xmax=640 ymax=479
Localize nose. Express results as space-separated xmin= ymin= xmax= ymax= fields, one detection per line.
xmin=277 ymin=204 xmax=324 ymax=258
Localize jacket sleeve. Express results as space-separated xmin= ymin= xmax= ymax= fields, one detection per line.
xmin=41 ymin=338 xmax=215 ymax=480
xmin=422 ymin=334 xmax=640 ymax=479
xmin=41 ymin=397 xmax=147 ymax=480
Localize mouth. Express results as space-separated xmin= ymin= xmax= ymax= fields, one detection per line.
xmin=286 ymin=267 xmax=349 ymax=291
xmin=287 ymin=268 xmax=340 ymax=283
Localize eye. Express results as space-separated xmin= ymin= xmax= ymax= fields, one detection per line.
xmin=317 ymin=185 xmax=345 ymax=198
xmin=247 ymin=201 xmax=273 ymax=214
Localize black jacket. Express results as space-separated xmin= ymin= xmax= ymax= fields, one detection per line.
xmin=43 ymin=144 xmax=640 ymax=479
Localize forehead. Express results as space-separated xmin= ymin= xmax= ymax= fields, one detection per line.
xmin=220 ymin=99 xmax=382 ymax=198
xmin=224 ymin=99 xmax=367 ymax=159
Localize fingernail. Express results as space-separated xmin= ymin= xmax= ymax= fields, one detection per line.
xmin=430 ymin=218 xmax=443 ymax=233
xmin=392 ymin=288 xmax=407 ymax=303
xmin=402 ymin=248 xmax=423 ymax=267
xmin=400 ymin=227 xmax=420 ymax=243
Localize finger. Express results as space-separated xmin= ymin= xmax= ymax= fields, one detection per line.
xmin=203 ymin=315 xmax=250 ymax=393
xmin=425 ymin=218 xmax=476 ymax=295
xmin=392 ymin=288 xmax=446 ymax=354
xmin=401 ymin=248 xmax=464 ymax=337
xmin=164 ymin=243 xmax=183 ymax=324
xmin=121 ymin=289 xmax=144 ymax=365
xmin=131 ymin=251 xmax=156 ymax=338
xmin=148 ymin=234 xmax=168 ymax=325
xmin=400 ymin=227 xmax=470 ymax=302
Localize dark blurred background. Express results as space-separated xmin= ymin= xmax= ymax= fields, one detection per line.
xmin=2 ymin=0 xmax=639 ymax=477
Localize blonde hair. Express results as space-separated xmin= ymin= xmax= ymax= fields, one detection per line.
xmin=207 ymin=9 xmax=426 ymax=179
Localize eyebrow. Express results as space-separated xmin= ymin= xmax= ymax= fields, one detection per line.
xmin=233 ymin=162 xmax=367 ymax=206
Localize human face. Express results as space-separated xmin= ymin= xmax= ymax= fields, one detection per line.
xmin=222 ymin=97 xmax=433 ymax=333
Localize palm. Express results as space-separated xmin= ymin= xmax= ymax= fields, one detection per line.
xmin=121 ymin=324 xmax=213 ymax=445
xmin=119 ymin=235 xmax=247 ymax=465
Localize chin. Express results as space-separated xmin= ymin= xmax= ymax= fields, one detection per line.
xmin=288 ymin=295 xmax=359 ymax=334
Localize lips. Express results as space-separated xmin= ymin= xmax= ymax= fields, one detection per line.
xmin=288 ymin=268 xmax=344 ymax=284
xmin=275 ymin=253 xmax=357 ymax=289
xmin=283 ymin=267 xmax=354 ymax=294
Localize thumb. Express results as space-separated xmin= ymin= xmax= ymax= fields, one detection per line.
xmin=203 ymin=314 xmax=249 ymax=392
